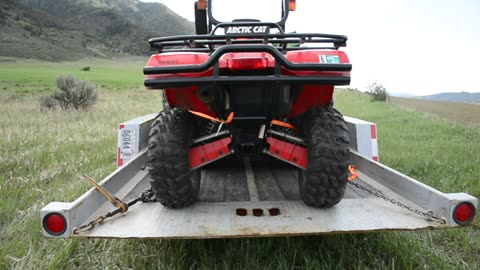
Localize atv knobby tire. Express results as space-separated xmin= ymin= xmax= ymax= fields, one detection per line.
xmin=148 ymin=108 xmax=200 ymax=208
xmin=299 ymin=106 xmax=350 ymax=208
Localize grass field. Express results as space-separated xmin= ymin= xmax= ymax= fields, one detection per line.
xmin=0 ymin=57 xmax=146 ymax=95
xmin=0 ymin=60 xmax=479 ymax=269
xmin=389 ymin=96 xmax=480 ymax=126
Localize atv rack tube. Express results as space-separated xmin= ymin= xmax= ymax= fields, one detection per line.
xmin=147 ymin=32 xmax=348 ymax=52
xmin=41 ymin=115 xmax=478 ymax=238
xmin=206 ymin=0 xmax=291 ymax=27
xmin=144 ymin=75 xmax=350 ymax=89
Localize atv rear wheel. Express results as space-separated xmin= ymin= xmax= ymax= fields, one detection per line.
xmin=299 ymin=106 xmax=350 ymax=208
xmin=147 ymin=108 xmax=200 ymax=208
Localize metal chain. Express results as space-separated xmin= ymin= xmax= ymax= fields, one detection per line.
xmin=74 ymin=169 xmax=198 ymax=234
xmin=73 ymin=189 xmax=156 ymax=234
xmin=139 ymin=188 xmax=157 ymax=203
xmin=348 ymin=180 xmax=446 ymax=224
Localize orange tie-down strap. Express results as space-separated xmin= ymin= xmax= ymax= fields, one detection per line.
xmin=188 ymin=110 xmax=234 ymax=124
xmin=348 ymin=165 xmax=358 ymax=181
xmin=271 ymin=119 xmax=298 ymax=131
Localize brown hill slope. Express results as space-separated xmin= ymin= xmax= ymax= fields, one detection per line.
xmin=390 ymin=96 xmax=480 ymax=126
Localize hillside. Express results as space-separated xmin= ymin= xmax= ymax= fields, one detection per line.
xmin=0 ymin=0 xmax=193 ymax=61
xmin=389 ymin=96 xmax=480 ymax=126
xmin=420 ymin=92 xmax=480 ymax=103
xmin=390 ymin=91 xmax=480 ymax=103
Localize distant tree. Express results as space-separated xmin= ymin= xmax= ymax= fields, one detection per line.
xmin=368 ymin=82 xmax=389 ymax=102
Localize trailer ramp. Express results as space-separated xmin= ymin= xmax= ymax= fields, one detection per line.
xmin=49 ymin=151 xmax=473 ymax=239
xmin=41 ymin=116 xmax=478 ymax=238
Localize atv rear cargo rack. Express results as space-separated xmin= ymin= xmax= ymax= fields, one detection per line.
xmin=144 ymin=21 xmax=352 ymax=90
xmin=148 ymin=22 xmax=348 ymax=53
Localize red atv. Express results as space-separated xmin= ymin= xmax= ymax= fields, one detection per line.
xmin=144 ymin=0 xmax=352 ymax=208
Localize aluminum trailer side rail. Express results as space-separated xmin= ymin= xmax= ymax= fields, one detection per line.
xmin=41 ymin=116 xmax=478 ymax=238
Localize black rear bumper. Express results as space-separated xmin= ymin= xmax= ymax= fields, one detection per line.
xmin=144 ymin=44 xmax=351 ymax=89
xmin=145 ymin=75 xmax=350 ymax=89
xmin=144 ymin=44 xmax=351 ymax=75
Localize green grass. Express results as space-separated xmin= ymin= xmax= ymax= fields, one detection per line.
xmin=0 ymin=61 xmax=479 ymax=269
xmin=335 ymin=90 xmax=480 ymax=197
xmin=0 ymin=57 xmax=146 ymax=94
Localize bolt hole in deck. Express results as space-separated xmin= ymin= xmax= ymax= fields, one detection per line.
xmin=235 ymin=208 xmax=281 ymax=217
xmin=252 ymin=208 xmax=264 ymax=217
xmin=268 ymin=208 xmax=281 ymax=216
xmin=236 ymin=208 xmax=247 ymax=216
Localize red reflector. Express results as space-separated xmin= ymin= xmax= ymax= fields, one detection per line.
xmin=453 ymin=202 xmax=476 ymax=225
xmin=227 ymin=58 xmax=268 ymax=71
xmin=43 ymin=213 xmax=67 ymax=235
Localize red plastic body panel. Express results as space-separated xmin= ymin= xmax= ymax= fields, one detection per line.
xmin=164 ymin=86 xmax=216 ymax=116
xmin=284 ymin=50 xmax=349 ymax=117
xmin=146 ymin=53 xmax=217 ymax=116
xmin=285 ymin=50 xmax=350 ymax=66
xmin=266 ymin=137 xmax=307 ymax=169
xmin=146 ymin=49 xmax=350 ymax=118
xmin=287 ymin=85 xmax=334 ymax=117
xmin=146 ymin=52 xmax=210 ymax=67
xmin=189 ymin=137 xmax=232 ymax=169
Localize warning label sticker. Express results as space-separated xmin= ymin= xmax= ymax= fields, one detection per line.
xmin=319 ymin=55 xmax=341 ymax=64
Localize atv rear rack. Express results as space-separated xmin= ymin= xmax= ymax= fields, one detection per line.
xmin=144 ymin=20 xmax=352 ymax=89
xmin=149 ymin=21 xmax=348 ymax=52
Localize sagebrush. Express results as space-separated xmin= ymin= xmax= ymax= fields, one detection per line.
xmin=368 ymin=82 xmax=389 ymax=102
xmin=40 ymin=75 xmax=97 ymax=110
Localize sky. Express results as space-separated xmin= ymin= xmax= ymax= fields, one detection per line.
xmin=142 ymin=0 xmax=480 ymax=95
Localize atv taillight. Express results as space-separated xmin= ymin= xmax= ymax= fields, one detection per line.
xmin=227 ymin=57 xmax=268 ymax=71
